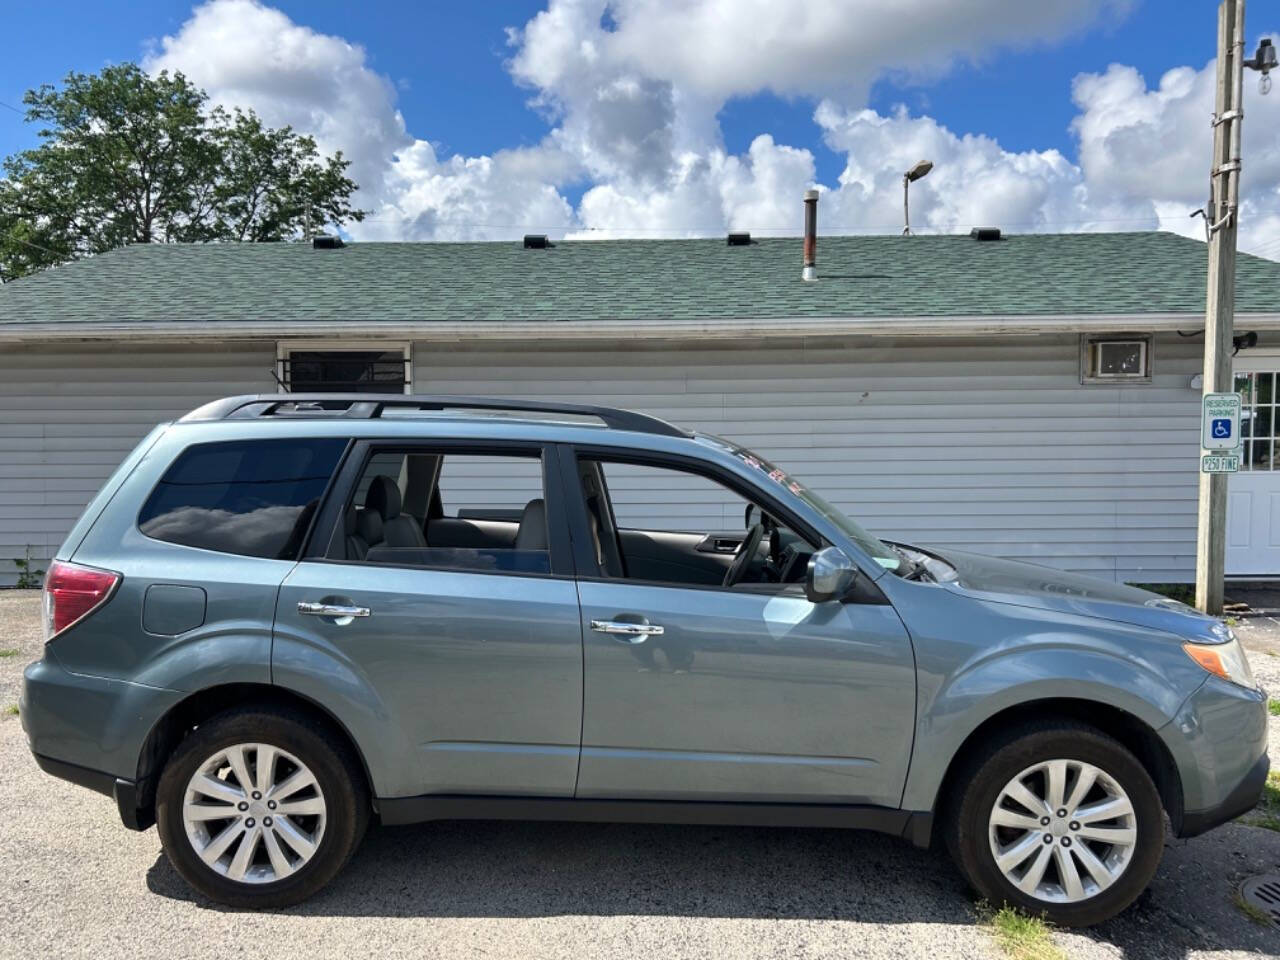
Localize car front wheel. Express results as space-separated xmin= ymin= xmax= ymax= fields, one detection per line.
xmin=947 ymin=722 xmax=1165 ymax=927
xmin=156 ymin=705 xmax=368 ymax=908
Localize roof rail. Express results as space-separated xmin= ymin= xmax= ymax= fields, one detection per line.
xmin=179 ymin=394 xmax=689 ymax=438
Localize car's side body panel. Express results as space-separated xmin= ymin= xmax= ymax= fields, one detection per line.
xmin=880 ymin=575 xmax=1229 ymax=812
xmin=273 ymin=560 xmax=584 ymax=799
xmin=575 ymin=579 xmax=915 ymax=806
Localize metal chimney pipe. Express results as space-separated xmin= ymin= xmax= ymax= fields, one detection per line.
xmin=802 ymin=189 xmax=819 ymax=281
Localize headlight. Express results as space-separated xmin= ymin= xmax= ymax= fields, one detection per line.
xmin=1182 ymin=628 xmax=1257 ymax=690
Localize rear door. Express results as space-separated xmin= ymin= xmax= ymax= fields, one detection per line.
xmin=272 ymin=440 xmax=584 ymax=800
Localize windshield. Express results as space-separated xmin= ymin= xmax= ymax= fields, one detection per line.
xmin=695 ymin=435 xmax=902 ymax=572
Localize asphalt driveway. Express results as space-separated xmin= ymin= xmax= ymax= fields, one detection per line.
xmin=2 ymin=589 xmax=1278 ymax=960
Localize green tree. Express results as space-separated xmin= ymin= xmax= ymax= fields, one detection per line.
xmin=0 ymin=63 xmax=365 ymax=281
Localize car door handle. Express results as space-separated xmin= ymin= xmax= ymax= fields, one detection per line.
xmin=297 ymin=601 xmax=371 ymax=619
xmin=590 ymin=619 xmax=664 ymax=643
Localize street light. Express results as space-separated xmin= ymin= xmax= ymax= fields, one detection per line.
xmin=902 ymin=160 xmax=933 ymax=236
xmin=1244 ymin=37 xmax=1275 ymax=92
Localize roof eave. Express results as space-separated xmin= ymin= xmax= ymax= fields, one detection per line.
xmin=0 ymin=312 xmax=1276 ymax=344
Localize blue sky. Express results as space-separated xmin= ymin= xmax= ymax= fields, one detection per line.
xmin=2 ymin=1 xmax=1277 ymax=253
xmin=0 ymin=0 xmax=1217 ymax=170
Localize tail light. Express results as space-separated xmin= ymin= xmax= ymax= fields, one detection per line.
xmin=43 ymin=560 xmax=120 ymax=641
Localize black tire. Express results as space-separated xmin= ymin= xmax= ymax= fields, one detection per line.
xmin=946 ymin=721 xmax=1165 ymax=928
xmin=156 ymin=704 xmax=369 ymax=909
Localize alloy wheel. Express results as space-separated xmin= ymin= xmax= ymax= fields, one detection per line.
xmin=987 ymin=758 xmax=1137 ymax=903
xmin=181 ymin=742 xmax=327 ymax=884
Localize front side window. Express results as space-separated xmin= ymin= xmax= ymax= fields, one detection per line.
xmin=139 ymin=439 xmax=347 ymax=559
xmin=578 ymin=458 xmax=821 ymax=591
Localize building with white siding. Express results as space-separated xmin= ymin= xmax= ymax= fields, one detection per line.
xmin=2 ymin=230 xmax=1279 ymax=585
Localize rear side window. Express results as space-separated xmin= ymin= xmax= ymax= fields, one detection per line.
xmin=138 ymin=439 xmax=347 ymax=559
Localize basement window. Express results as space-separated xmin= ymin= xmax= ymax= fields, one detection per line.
xmin=1080 ymin=335 xmax=1152 ymax=384
xmin=277 ymin=342 xmax=412 ymax=394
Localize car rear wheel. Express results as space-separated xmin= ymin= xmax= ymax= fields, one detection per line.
xmin=156 ymin=705 xmax=368 ymax=908
xmin=947 ymin=722 xmax=1165 ymax=927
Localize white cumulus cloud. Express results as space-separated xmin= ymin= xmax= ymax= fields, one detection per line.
xmin=143 ymin=0 xmax=1280 ymax=258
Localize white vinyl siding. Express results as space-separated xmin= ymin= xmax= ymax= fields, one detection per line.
xmin=0 ymin=332 xmax=1202 ymax=584
xmin=413 ymin=333 xmax=1202 ymax=583
xmin=0 ymin=342 xmax=274 ymax=583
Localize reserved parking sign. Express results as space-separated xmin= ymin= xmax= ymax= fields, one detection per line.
xmin=1201 ymin=392 xmax=1241 ymax=451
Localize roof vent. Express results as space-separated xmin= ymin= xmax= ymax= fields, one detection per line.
xmin=523 ymin=234 xmax=551 ymax=249
xmin=727 ymin=232 xmax=752 ymax=246
xmin=312 ymin=235 xmax=344 ymax=249
xmin=970 ymin=227 xmax=1002 ymax=242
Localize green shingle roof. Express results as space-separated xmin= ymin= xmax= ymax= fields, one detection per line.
xmin=2 ymin=231 xmax=1278 ymax=327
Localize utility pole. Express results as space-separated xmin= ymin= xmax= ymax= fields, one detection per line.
xmin=1195 ymin=2 xmax=1276 ymax=613
xmin=1195 ymin=0 xmax=1245 ymax=615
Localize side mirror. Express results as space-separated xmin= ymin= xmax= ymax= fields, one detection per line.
xmin=806 ymin=547 xmax=857 ymax=603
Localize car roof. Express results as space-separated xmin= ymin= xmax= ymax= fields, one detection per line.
xmin=182 ymin=394 xmax=688 ymax=436
xmin=169 ymin=394 xmax=702 ymax=453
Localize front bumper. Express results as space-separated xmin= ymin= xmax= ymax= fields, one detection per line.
xmin=1163 ymin=675 xmax=1270 ymax=837
xmin=1180 ymin=752 xmax=1270 ymax=837
xmin=22 ymin=655 xmax=181 ymax=830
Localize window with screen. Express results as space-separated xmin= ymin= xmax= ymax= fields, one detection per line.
xmin=1080 ymin=335 xmax=1152 ymax=383
xmin=279 ymin=346 xmax=410 ymax=394
xmin=139 ymin=439 xmax=347 ymax=559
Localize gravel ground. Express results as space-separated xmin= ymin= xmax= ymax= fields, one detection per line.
xmin=2 ymin=589 xmax=1279 ymax=960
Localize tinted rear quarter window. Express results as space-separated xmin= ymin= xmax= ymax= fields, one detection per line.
xmin=138 ymin=438 xmax=347 ymax=559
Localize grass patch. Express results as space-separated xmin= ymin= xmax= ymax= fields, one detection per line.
xmin=1239 ymin=771 xmax=1280 ymax=832
xmin=1129 ymin=582 xmax=1195 ymax=604
xmin=1270 ymin=699 xmax=1280 ymax=717
xmin=979 ymin=903 xmax=1066 ymax=960
xmin=0 ymin=648 xmax=19 ymax=658
xmin=2 ymin=704 xmax=17 ymax=717
xmin=1234 ymin=889 xmax=1275 ymax=926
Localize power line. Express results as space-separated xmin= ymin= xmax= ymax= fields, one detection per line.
xmin=1245 ymin=233 xmax=1280 ymax=252
xmin=5 ymin=234 xmax=70 ymax=260
xmin=0 ymin=99 xmax=24 ymax=115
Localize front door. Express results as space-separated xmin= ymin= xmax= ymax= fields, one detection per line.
xmin=568 ymin=454 xmax=917 ymax=809
xmin=1228 ymin=362 xmax=1280 ymax=575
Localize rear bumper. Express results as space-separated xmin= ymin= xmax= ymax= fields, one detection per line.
xmin=32 ymin=754 xmax=153 ymax=830
xmin=23 ymin=655 xmax=178 ymax=831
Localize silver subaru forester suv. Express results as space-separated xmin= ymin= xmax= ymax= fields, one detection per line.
xmin=21 ymin=394 xmax=1269 ymax=925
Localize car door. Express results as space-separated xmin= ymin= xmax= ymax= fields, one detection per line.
xmin=563 ymin=449 xmax=916 ymax=809
xmin=272 ymin=440 xmax=584 ymax=800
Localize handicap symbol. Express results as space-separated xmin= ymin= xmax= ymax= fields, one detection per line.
xmin=1211 ymin=418 xmax=1232 ymax=439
